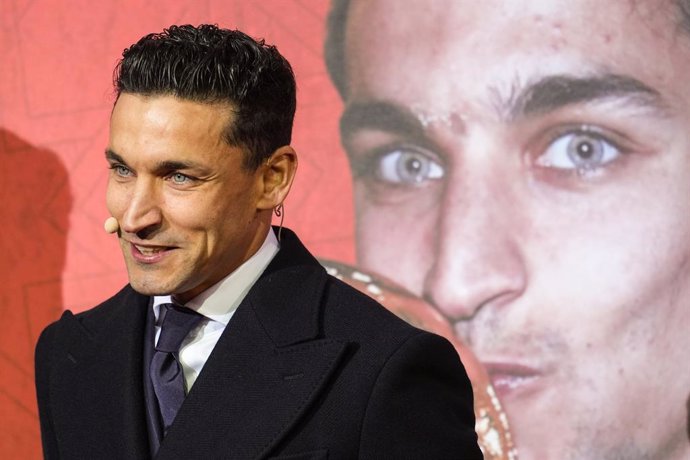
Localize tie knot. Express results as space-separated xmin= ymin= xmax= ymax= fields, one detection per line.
xmin=156 ymin=304 xmax=203 ymax=353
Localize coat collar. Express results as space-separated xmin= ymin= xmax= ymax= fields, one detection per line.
xmin=248 ymin=227 xmax=328 ymax=347
xmin=156 ymin=227 xmax=349 ymax=459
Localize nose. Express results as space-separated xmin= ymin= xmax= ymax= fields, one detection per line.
xmin=119 ymin=179 xmax=162 ymax=237
xmin=423 ymin=165 xmax=527 ymax=323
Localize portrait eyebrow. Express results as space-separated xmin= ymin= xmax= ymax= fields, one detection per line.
xmin=340 ymin=101 xmax=426 ymax=144
xmin=509 ymin=73 xmax=667 ymax=119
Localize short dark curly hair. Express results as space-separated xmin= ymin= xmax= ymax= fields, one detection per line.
xmin=114 ymin=24 xmax=296 ymax=170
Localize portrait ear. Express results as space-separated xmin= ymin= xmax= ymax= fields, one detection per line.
xmin=256 ymin=145 xmax=298 ymax=211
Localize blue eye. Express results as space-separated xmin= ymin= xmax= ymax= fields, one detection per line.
xmin=537 ymin=131 xmax=621 ymax=172
xmin=170 ymin=173 xmax=191 ymax=184
xmin=376 ymin=149 xmax=444 ymax=184
xmin=110 ymin=164 xmax=132 ymax=177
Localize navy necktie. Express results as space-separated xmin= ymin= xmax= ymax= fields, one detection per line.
xmin=150 ymin=303 xmax=203 ymax=434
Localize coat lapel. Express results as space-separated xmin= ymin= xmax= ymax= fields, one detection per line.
xmin=156 ymin=230 xmax=350 ymax=459
xmin=51 ymin=287 xmax=150 ymax=458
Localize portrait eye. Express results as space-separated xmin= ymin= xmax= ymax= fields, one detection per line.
xmin=536 ymin=130 xmax=622 ymax=172
xmin=375 ymin=148 xmax=444 ymax=185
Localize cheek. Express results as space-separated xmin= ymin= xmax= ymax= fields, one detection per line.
xmin=169 ymin=207 xmax=207 ymax=231
xmin=105 ymin=180 xmax=126 ymax=216
xmin=172 ymin=193 xmax=255 ymax=250
xmin=164 ymin=192 xmax=225 ymax=231
xmin=355 ymin=184 xmax=440 ymax=291
xmin=526 ymin=190 xmax=689 ymax=346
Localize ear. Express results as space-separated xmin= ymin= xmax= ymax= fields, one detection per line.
xmin=256 ymin=145 xmax=298 ymax=211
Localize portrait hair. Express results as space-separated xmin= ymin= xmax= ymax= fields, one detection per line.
xmin=680 ymin=0 xmax=690 ymax=33
xmin=114 ymin=24 xmax=296 ymax=170
xmin=324 ymin=0 xmax=351 ymax=98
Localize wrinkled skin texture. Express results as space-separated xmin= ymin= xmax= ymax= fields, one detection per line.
xmin=106 ymin=94 xmax=270 ymax=304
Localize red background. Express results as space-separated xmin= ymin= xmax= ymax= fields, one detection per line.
xmin=0 ymin=2 xmax=352 ymax=457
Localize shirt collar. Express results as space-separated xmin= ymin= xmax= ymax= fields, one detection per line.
xmin=153 ymin=229 xmax=280 ymax=325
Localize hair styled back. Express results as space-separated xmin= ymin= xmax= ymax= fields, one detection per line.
xmin=114 ymin=24 xmax=296 ymax=170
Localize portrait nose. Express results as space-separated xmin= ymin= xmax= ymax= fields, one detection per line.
xmin=423 ymin=170 xmax=527 ymax=323
xmin=119 ymin=180 xmax=162 ymax=236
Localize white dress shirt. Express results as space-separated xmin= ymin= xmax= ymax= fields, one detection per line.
xmin=152 ymin=230 xmax=279 ymax=391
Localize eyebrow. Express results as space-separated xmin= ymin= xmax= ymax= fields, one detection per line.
xmin=105 ymin=149 xmax=127 ymax=164
xmin=340 ymin=73 xmax=668 ymax=140
xmin=508 ymin=73 xmax=666 ymax=119
xmin=340 ymin=101 xmax=426 ymax=144
xmin=104 ymin=149 xmax=205 ymax=173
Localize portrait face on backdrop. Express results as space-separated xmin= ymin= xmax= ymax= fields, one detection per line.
xmin=332 ymin=0 xmax=690 ymax=458
xmin=106 ymin=94 xmax=271 ymax=303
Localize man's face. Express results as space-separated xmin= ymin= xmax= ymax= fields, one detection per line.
xmin=106 ymin=94 xmax=267 ymax=304
xmin=340 ymin=0 xmax=690 ymax=458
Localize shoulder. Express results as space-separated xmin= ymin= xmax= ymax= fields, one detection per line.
xmin=323 ymin=275 xmax=465 ymax=373
xmin=320 ymin=277 xmax=482 ymax=457
xmin=321 ymin=273 xmax=420 ymax=342
xmin=358 ymin=328 xmax=482 ymax=458
xmin=74 ymin=284 xmax=147 ymax=323
xmin=35 ymin=285 xmax=146 ymax=357
xmin=319 ymin=273 xmax=469 ymax=386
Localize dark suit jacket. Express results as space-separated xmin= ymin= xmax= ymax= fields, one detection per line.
xmin=35 ymin=229 xmax=482 ymax=459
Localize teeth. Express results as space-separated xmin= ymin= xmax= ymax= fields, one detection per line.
xmin=135 ymin=245 xmax=165 ymax=255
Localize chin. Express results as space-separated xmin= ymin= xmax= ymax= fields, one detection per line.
xmin=127 ymin=275 xmax=178 ymax=297
xmin=129 ymin=283 xmax=164 ymax=296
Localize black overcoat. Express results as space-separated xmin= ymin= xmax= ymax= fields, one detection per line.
xmin=35 ymin=228 xmax=482 ymax=459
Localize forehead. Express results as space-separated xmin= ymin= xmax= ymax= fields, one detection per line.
xmin=344 ymin=0 xmax=690 ymax=111
xmin=109 ymin=94 xmax=233 ymax=156
xmin=111 ymin=94 xmax=231 ymax=132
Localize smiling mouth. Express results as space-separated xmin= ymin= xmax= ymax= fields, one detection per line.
xmin=134 ymin=245 xmax=167 ymax=255
xmin=483 ymin=362 xmax=541 ymax=400
xmin=128 ymin=241 xmax=175 ymax=263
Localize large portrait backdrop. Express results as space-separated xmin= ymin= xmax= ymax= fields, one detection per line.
xmin=2 ymin=1 xmax=688 ymax=459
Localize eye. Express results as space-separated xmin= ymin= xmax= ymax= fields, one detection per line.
xmin=109 ymin=164 xmax=132 ymax=177
xmin=375 ymin=148 xmax=444 ymax=185
xmin=169 ymin=172 xmax=192 ymax=185
xmin=536 ymin=130 xmax=622 ymax=172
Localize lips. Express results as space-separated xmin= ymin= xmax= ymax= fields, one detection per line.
xmin=128 ymin=241 xmax=176 ymax=263
xmin=482 ymin=361 xmax=541 ymax=400
xmin=134 ymin=245 xmax=166 ymax=255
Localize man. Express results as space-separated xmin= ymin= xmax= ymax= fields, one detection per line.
xmin=325 ymin=0 xmax=690 ymax=458
xmin=35 ymin=25 xmax=481 ymax=459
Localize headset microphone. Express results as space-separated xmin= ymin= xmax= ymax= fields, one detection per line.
xmin=104 ymin=217 xmax=120 ymax=234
